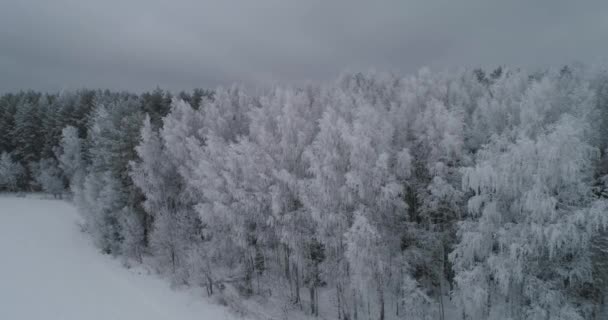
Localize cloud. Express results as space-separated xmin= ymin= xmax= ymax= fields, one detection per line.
xmin=1 ymin=0 xmax=607 ymax=92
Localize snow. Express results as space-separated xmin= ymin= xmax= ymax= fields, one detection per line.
xmin=0 ymin=195 xmax=241 ymax=320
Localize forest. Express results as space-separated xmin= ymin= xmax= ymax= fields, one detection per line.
xmin=1 ymin=65 xmax=607 ymax=320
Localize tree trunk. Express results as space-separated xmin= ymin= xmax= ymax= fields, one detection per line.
xmin=353 ymin=291 xmax=358 ymax=320
xmin=207 ymin=275 xmax=213 ymax=296
xmin=310 ymin=286 xmax=316 ymax=316
xmin=337 ymin=283 xmax=342 ymax=320
xmin=294 ymin=264 xmax=301 ymax=306
xmin=378 ymin=287 xmax=385 ymax=320
xmin=315 ymin=286 xmax=320 ymax=317
xmin=439 ymin=242 xmax=446 ymax=320
xmin=284 ymin=244 xmax=290 ymax=279
xmin=171 ymin=248 xmax=176 ymax=274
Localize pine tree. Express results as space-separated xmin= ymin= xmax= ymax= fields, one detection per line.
xmin=12 ymin=100 xmax=43 ymax=166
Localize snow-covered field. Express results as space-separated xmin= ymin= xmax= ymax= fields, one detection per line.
xmin=0 ymin=195 xmax=241 ymax=320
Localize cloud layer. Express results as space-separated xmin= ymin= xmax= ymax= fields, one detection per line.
xmin=1 ymin=0 xmax=607 ymax=92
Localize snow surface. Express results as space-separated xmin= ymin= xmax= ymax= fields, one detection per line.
xmin=0 ymin=195 xmax=242 ymax=320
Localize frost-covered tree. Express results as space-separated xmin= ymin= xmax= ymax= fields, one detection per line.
xmin=56 ymin=126 xmax=85 ymax=190
xmin=301 ymin=107 xmax=352 ymax=315
xmin=246 ymin=86 xmax=323 ymax=305
xmin=200 ymin=85 xmax=250 ymax=142
xmin=30 ymin=158 xmax=65 ymax=197
xmin=79 ymin=97 xmax=146 ymax=257
xmin=401 ymin=274 xmax=436 ymax=320
xmin=343 ymin=104 xmax=408 ymax=320
xmin=12 ymin=99 xmax=44 ymax=165
xmin=0 ymin=94 xmax=19 ymax=154
xmin=592 ymin=166 xmax=608 ymax=318
xmin=3 ymin=66 xmax=608 ymax=320
xmin=409 ymin=96 xmax=466 ymax=318
xmin=187 ymin=133 xmax=276 ymax=295
xmin=131 ymin=101 xmax=205 ymax=282
xmin=81 ymin=171 xmax=123 ymax=253
xmin=0 ymin=152 xmax=25 ymax=191
xmin=140 ymin=88 xmax=173 ymax=127
xmin=451 ymin=116 xmax=608 ymax=319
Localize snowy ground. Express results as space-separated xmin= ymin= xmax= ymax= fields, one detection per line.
xmin=0 ymin=195 xmax=242 ymax=320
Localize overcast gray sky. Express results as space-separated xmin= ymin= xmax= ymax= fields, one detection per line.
xmin=1 ymin=0 xmax=607 ymax=92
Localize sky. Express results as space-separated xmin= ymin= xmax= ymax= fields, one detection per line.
xmin=1 ymin=0 xmax=607 ymax=93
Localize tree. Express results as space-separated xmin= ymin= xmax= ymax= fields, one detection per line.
xmin=131 ymin=105 xmax=205 ymax=281
xmin=31 ymin=158 xmax=65 ymax=197
xmin=0 ymin=152 xmax=25 ymax=191
xmin=12 ymin=99 xmax=43 ymax=166
xmin=2 ymin=66 xmax=608 ymax=320
xmin=141 ymin=88 xmax=172 ymax=127
xmin=0 ymin=93 xmax=19 ymax=153
xmin=200 ymin=85 xmax=250 ymax=142
xmin=451 ymin=116 xmax=608 ymax=319
xmin=79 ymin=97 xmax=146 ymax=257
xmin=246 ymin=86 xmax=323 ymax=306
xmin=56 ymin=126 xmax=85 ymax=190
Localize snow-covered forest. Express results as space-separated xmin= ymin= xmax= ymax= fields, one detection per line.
xmin=1 ymin=65 xmax=608 ymax=320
